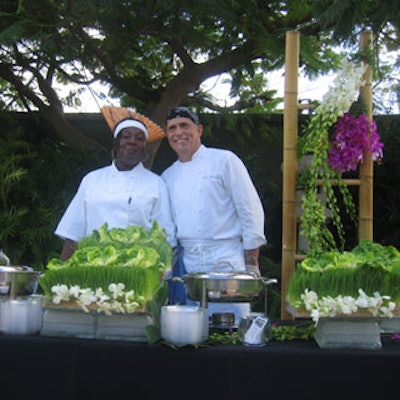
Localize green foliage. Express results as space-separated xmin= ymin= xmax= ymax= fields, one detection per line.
xmin=41 ymin=223 xmax=172 ymax=302
xmin=207 ymin=322 xmax=316 ymax=344
xmin=313 ymin=0 xmax=398 ymax=42
xmin=374 ymin=116 xmax=400 ymax=246
xmin=271 ymin=321 xmax=316 ymax=341
xmin=287 ymin=240 xmax=400 ymax=304
xmin=48 ymin=222 xmax=172 ymax=271
xmin=208 ymin=330 xmax=240 ymax=345
xmin=0 ymin=114 xmax=108 ymax=267
xmin=0 ymin=125 xmax=54 ymax=266
xmin=40 ymin=264 xmax=162 ymax=303
xmin=145 ymin=283 xmax=169 ymax=345
xmin=299 ymin=35 xmax=342 ymax=80
xmin=4 ymin=0 xmax=295 ymax=112
xmin=2 ymin=0 xmax=399 ymax=121
xmin=298 ymin=110 xmax=357 ymax=255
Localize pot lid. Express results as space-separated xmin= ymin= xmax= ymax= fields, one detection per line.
xmin=184 ymin=271 xmax=260 ymax=280
xmin=0 ymin=265 xmax=34 ymax=273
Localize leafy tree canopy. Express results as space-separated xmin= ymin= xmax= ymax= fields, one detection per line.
xmin=0 ymin=0 xmax=399 ymax=159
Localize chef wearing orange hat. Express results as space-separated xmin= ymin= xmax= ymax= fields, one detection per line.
xmin=55 ymin=117 xmax=176 ymax=261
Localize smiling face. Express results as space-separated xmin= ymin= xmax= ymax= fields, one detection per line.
xmin=114 ymin=127 xmax=147 ymax=170
xmin=166 ymin=117 xmax=203 ymax=162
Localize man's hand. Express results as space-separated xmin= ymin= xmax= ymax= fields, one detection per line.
xmin=246 ymin=264 xmax=261 ymax=277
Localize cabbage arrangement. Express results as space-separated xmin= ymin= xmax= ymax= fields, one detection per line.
xmin=40 ymin=222 xmax=173 ymax=304
xmin=287 ymin=240 xmax=400 ymax=305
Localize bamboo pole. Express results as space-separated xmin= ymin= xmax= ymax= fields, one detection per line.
xmin=281 ymin=31 xmax=299 ymax=320
xmin=359 ymin=31 xmax=374 ymax=240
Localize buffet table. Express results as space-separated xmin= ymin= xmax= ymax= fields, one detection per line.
xmin=1 ymin=333 xmax=399 ymax=400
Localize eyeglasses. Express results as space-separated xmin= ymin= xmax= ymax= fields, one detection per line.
xmin=166 ymin=107 xmax=199 ymax=125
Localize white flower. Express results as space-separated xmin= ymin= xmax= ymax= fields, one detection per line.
xmin=109 ymin=283 xmax=125 ymax=299
xmin=97 ymin=302 xmax=113 ymax=316
xmin=69 ymin=285 xmax=81 ymax=298
xmin=110 ymin=300 xmax=125 ymax=314
xmin=380 ymin=301 xmax=396 ymax=318
xmin=124 ymin=290 xmax=136 ymax=305
xmin=355 ymin=296 xmax=369 ymax=308
xmin=49 ymin=282 xmax=143 ymax=315
xmin=51 ymin=296 xmax=62 ymax=305
xmin=77 ymin=288 xmax=96 ymax=306
xmin=301 ymin=289 xmax=318 ymax=310
xmin=310 ymin=308 xmax=320 ymax=322
xmin=95 ymin=287 xmax=105 ymax=297
xmin=51 ymin=284 xmax=71 ymax=303
xmin=317 ymin=59 xmax=366 ymax=120
xmin=297 ymin=287 xmax=397 ymax=324
xmin=125 ymin=300 xmax=140 ymax=313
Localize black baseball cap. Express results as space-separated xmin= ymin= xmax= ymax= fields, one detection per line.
xmin=166 ymin=106 xmax=199 ymax=125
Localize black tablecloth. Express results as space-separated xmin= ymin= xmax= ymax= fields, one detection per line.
xmin=1 ymin=333 xmax=399 ymax=400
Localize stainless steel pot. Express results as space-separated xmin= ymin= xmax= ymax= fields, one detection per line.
xmin=173 ymin=271 xmax=277 ymax=303
xmin=0 ymin=266 xmax=41 ymax=298
xmin=160 ymin=305 xmax=209 ymax=346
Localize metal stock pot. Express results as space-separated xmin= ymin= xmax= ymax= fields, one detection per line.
xmin=0 ymin=266 xmax=41 ymax=298
xmin=160 ymin=305 xmax=209 ymax=346
xmin=173 ymin=271 xmax=278 ymax=303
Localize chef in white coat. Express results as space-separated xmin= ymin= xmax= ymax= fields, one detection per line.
xmin=55 ymin=117 xmax=176 ymax=261
xmin=162 ymin=106 xmax=266 ymax=324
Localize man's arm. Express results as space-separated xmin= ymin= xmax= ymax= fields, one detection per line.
xmin=60 ymin=239 xmax=77 ymax=261
xmin=244 ymin=248 xmax=261 ymax=276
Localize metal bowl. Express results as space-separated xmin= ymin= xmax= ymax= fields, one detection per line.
xmin=211 ymin=312 xmax=235 ymax=326
xmin=174 ymin=271 xmax=278 ymax=302
xmin=0 ymin=266 xmax=41 ymax=298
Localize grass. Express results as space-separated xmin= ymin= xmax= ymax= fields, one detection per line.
xmin=39 ymin=265 xmax=162 ymax=302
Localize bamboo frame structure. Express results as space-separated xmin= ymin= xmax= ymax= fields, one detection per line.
xmin=359 ymin=31 xmax=374 ymax=240
xmin=281 ymin=31 xmax=374 ymax=320
xmin=281 ymin=31 xmax=300 ymax=320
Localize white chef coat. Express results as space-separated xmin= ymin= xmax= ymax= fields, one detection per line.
xmin=55 ymin=162 xmax=177 ymax=247
xmin=162 ymin=145 xmax=266 ymax=323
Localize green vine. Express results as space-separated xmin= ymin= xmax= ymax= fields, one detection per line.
xmin=207 ymin=323 xmax=316 ymax=344
xmin=271 ymin=322 xmax=315 ymax=341
xmin=297 ymin=58 xmax=367 ymax=256
xmin=298 ymin=114 xmax=357 ymax=255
